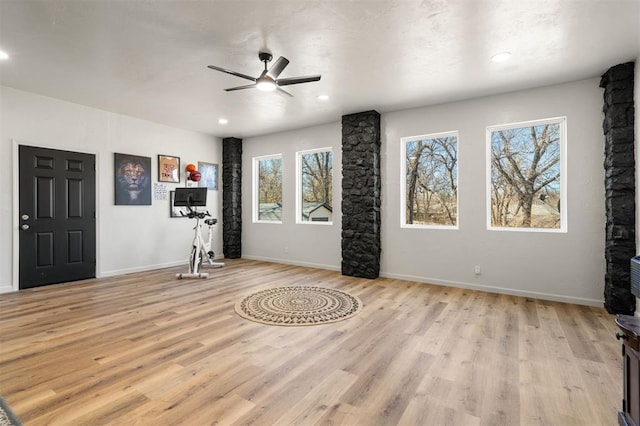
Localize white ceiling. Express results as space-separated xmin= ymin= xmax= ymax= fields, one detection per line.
xmin=1 ymin=1 xmax=639 ymax=138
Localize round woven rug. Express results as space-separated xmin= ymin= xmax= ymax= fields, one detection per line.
xmin=234 ymin=286 xmax=362 ymax=326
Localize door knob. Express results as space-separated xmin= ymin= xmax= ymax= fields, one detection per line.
xmin=21 ymin=224 xmax=30 ymax=230
xmin=616 ymin=332 xmax=629 ymax=340
xmin=21 ymin=214 xmax=30 ymax=220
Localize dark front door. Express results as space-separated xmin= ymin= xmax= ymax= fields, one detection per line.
xmin=19 ymin=145 xmax=96 ymax=289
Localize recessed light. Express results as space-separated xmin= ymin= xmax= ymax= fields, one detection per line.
xmin=317 ymin=95 xmax=329 ymax=101
xmin=491 ymin=51 xmax=511 ymax=63
xmin=218 ymin=118 xmax=228 ymax=125
xmin=0 ymin=50 xmax=9 ymax=60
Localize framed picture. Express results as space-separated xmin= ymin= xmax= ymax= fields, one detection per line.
xmin=158 ymin=154 xmax=180 ymax=183
xmin=198 ymin=162 xmax=219 ymax=190
xmin=114 ymin=153 xmax=152 ymax=205
xmin=169 ymin=191 xmax=189 ymax=217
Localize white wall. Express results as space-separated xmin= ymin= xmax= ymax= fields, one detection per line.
xmin=0 ymin=86 xmax=222 ymax=293
xmin=383 ymin=79 xmax=604 ymax=305
xmin=242 ymin=122 xmax=342 ymax=270
xmin=0 ymin=78 xmax=609 ymax=305
xmin=243 ymin=78 xmax=606 ymax=305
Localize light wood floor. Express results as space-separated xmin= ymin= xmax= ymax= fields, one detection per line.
xmin=0 ymin=259 xmax=622 ymax=425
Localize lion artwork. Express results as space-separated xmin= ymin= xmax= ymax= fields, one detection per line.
xmin=114 ymin=154 xmax=151 ymax=205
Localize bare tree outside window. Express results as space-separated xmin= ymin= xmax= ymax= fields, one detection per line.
xmin=255 ymin=156 xmax=282 ymax=222
xmin=298 ymin=149 xmax=333 ymax=223
xmin=489 ymin=119 xmax=564 ymax=230
xmin=403 ymin=133 xmax=458 ymax=227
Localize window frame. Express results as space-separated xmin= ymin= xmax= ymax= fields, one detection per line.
xmin=486 ymin=116 xmax=567 ymax=233
xmin=296 ymin=147 xmax=334 ymax=226
xmin=252 ymin=153 xmax=283 ymax=224
xmin=400 ymin=130 xmax=460 ymax=230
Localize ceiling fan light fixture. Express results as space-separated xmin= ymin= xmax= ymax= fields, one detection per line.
xmin=208 ymin=51 xmax=321 ymax=97
xmin=256 ymin=76 xmax=276 ymax=92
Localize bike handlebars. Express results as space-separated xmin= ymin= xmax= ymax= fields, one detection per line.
xmin=180 ymin=210 xmax=211 ymax=219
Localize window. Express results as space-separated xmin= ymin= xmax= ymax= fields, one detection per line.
xmin=296 ymin=148 xmax=333 ymax=224
xmin=253 ymin=154 xmax=282 ymax=223
xmin=401 ymin=131 xmax=458 ymax=228
xmin=487 ymin=117 xmax=566 ymax=231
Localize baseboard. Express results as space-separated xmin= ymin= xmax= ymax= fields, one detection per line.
xmin=0 ymin=262 xmax=190 ymax=293
xmin=242 ymin=255 xmax=340 ymax=272
xmin=241 ymin=257 xmax=603 ymax=307
xmin=379 ymin=271 xmax=604 ymax=307
xmin=10 ymin=256 xmax=604 ymax=307
xmin=99 ymin=260 xmax=188 ymax=278
xmin=0 ymin=284 xmax=16 ymax=294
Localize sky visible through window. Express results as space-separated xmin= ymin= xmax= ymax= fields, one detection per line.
xmin=257 ymin=157 xmax=282 ymax=222
xmin=404 ymin=134 xmax=458 ymax=227
xmin=490 ymin=121 xmax=562 ymax=229
xmin=300 ymin=150 xmax=332 ymax=223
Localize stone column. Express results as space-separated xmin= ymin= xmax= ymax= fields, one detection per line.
xmin=600 ymin=62 xmax=636 ymax=314
xmin=341 ymin=110 xmax=381 ymax=279
xmin=222 ymin=137 xmax=242 ymax=259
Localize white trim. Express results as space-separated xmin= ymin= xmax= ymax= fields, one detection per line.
xmin=101 ymin=257 xmax=218 ymax=277
xmin=0 ymin=285 xmax=15 ymax=294
xmin=486 ymin=116 xmax=567 ymax=232
xmin=297 ymin=220 xmax=334 ymax=226
xmin=242 ymin=254 xmax=340 ymax=272
xmin=252 ymin=153 xmax=283 ymax=224
xmin=11 ymin=141 xmax=18 ymax=292
xmin=400 ymin=130 xmax=459 ymax=229
xmin=11 ymin=140 xmax=101 ymax=291
xmin=239 ymin=255 xmax=603 ymax=307
xmin=296 ymin=147 xmax=334 ymax=225
xmin=402 ymin=223 xmax=459 ymax=230
xmin=379 ymin=271 xmax=603 ymax=307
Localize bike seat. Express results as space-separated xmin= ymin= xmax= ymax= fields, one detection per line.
xmin=205 ymin=218 xmax=217 ymax=225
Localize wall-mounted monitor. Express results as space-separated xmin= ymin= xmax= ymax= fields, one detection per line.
xmin=173 ymin=187 xmax=207 ymax=207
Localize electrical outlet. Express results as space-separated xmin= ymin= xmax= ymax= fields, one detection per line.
xmin=284 ymin=246 xmax=289 ymax=254
xmin=474 ymin=265 xmax=481 ymax=275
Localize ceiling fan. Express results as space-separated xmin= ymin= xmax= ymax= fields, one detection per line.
xmin=207 ymin=51 xmax=321 ymax=97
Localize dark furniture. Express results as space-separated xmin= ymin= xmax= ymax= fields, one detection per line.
xmin=616 ymin=315 xmax=640 ymax=426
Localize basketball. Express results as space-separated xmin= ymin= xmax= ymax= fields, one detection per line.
xmin=189 ymin=170 xmax=201 ymax=181
xmin=185 ymin=163 xmax=196 ymax=172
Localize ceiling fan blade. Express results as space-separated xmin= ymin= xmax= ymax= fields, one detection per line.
xmin=276 ymin=75 xmax=321 ymax=86
xmin=207 ymin=65 xmax=256 ymax=82
xmin=276 ymin=87 xmax=294 ymax=97
xmin=225 ymin=83 xmax=257 ymax=92
xmin=267 ymin=56 xmax=289 ymax=79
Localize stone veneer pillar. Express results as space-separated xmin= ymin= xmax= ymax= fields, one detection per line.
xmin=222 ymin=137 xmax=242 ymax=259
xmin=600 ymin=62 xmax=636 ymax=314
xmin=341 ymin=110 xmax=381 ymax=279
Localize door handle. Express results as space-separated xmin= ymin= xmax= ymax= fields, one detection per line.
xmin=21 ymin=224 xmax=30 ymax=230
xmin=616 ymin=332 xmax=629 ymax=341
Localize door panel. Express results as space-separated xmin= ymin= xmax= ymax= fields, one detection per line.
xmin=19 ymin=145 xmax=96 ymax=289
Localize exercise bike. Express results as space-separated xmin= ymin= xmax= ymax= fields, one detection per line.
xmin=174 ymin=187 xmax=224 ymax=279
